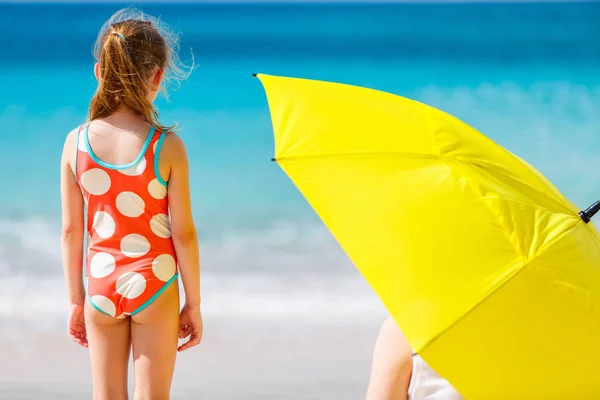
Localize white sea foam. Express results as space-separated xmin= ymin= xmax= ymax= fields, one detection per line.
xmin=0 ymin=216 xmax=385 ymax=334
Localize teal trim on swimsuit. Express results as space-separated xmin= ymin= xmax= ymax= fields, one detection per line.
xmin=154 ymin=132 xmax=168 ymax=186
xmin=87 ymin=294 xmax=114 ymax=317
xmin=130 ymin=273 xmax=179 ymax=316
xmin=74 ymin=125 xmax=81 ymax=182
xmin=84 ymin=123 xmax=155 ymax=170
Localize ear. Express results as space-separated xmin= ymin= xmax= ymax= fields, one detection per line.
xmin=94 ymin=63 xmax=100 ymax=83
xmin=151 ymin=68 xmax=165 ymax=89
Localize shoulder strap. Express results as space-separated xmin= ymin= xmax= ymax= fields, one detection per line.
xmin=73 ymin=124 xmax=84 ymax=182
xmin=153 ymin=131 xmax=168 ymax=186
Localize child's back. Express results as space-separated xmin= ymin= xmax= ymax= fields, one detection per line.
xmin=76 ymin=115 xmax=176 ymax=318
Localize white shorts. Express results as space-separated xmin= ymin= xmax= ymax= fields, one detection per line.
xmin=408 ymin=354 xmax=465 ymax=400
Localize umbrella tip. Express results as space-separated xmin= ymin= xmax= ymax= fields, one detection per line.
xmin=271 ymin=158 xmax=277 ymax=162
xmin=252 ymin=73 xmax=258 ymax=77
xmin=579 ymin=200 xmax=600 ymax=223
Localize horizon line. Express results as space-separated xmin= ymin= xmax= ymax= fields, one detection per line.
xmin=1 ymin=0 xmax=598 ymax=3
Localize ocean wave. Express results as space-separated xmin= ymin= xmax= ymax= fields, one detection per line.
xmin=0 ymin=272 xmax=386 ymax=335
xmin=0 ymin=216 xmax=354 ymax=276
xmin=0 ymin=216 xmax=384 ymax=333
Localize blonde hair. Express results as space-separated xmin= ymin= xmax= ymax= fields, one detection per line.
xmin=89 ymin=8 xmax=192 ymax=132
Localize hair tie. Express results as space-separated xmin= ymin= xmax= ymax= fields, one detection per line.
xmin=113 ymin=32 xmax=126 ymax=41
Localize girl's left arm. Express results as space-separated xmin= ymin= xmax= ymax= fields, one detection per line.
xmin=60 ymin=129 xmax=86 ymax=306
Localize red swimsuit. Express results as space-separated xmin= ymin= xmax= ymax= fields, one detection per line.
xmin=75 ymin=123 xmax=178 ymax=318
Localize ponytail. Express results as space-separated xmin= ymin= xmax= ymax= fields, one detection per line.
xmin=89 ymin=9 xmax=192 ymax=132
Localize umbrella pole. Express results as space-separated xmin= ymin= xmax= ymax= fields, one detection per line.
xmin=579 ymin=201 xmax=600 ymax=223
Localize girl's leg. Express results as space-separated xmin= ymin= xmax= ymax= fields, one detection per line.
xmin=130 ymin=282 xmax=180 ymax=400
xmin=366 ymin=316 xmax=414 ymax=400
xmin=84 ymin=299 xmax=131 ymax=400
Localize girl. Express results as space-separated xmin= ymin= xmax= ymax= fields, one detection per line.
xmin=366 ymin=316 xmax=464 ymax=400
xmin=59 ymin=9 xmax=201 ymax=399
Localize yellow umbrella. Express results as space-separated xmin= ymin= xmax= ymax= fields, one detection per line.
xmin=254 ymin=73 xmax=600 ymax=399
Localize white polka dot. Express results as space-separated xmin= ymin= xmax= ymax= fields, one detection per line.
xmin=148 ymin=179 xmax=167 ymax=199
xmin=116 ymin=272 xmax=147 ymax=299
xmin=92 ymin=211 xmax=115 ymax=239
xmin=150 ymin=214 xmax=171 ymax=238
xmin=119 ymin=158 xmax=146 ymax=176
xmin=152 ymin=254 xmax=176 ymax=282
xmin=116 ymin=192 xmax=145 ymax=218
xmin=90 ymin=252 xmax=116 ymax=279
xmin=81 ymin=169 xmax=111 ymax=196
xmin=116 ymin=313 xmax=127 ymax=319
xmin=77 ymin=130 xmax=88 ymax=153
xmin=120 ymin=234 xmax=150 ymax=258
xmin=90 ymin=295 xmax=116 ymax=317
xmin=153 ymin=140 xmax=158 ymax=154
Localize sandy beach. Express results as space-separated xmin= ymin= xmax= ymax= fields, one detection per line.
xmin=0 ymin=314 xmax=386 ymax=399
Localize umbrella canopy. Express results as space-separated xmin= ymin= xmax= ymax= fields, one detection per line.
xmin=255 ymin=73 xmax=600 ymax=398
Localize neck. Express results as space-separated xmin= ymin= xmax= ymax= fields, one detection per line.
xmin=99 ymin=105 xmax=148 ymax=129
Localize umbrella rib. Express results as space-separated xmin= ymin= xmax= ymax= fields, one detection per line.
xmin=415 ymin=157 xmax=582 ymax=354
xmin=419 ymin=214 xmax=582 ymax=354
xmin=275 ymin=151 xmax=577 ymax=217
xmin=273 ymin=152 xmax=441 ymax=162
xmin=277 ymin=150 xmax=584 ymax=355
xmin=452 ymin=156 xmax=577 ymax=217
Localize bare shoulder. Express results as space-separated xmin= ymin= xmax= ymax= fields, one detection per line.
xmin=62 ymin=126 xmax=82 ymax=162
xmin=65 ymin=126 xmax=80 ymax=147
xmin=162 ymin=132 xmax=189 ymax=164
xmin=163 ymin=131 xmax=186 ymax=149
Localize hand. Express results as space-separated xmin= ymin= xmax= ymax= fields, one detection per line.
xmin=68 ymin=303 xmax=88 ymax=348
xmin=178 ymin=303 xmax=203 ymax=352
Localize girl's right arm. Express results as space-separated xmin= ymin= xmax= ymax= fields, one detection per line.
xmin=162 ymin=132 xmax=202 ymax=351
xmin=60 ymin=129 xmax=86 ymax=305
xmin=60 ymin=128 xmax=88 ymax=348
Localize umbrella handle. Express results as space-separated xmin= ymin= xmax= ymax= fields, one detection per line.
xmin=579 ymin=201 xmax=600 ymax=223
